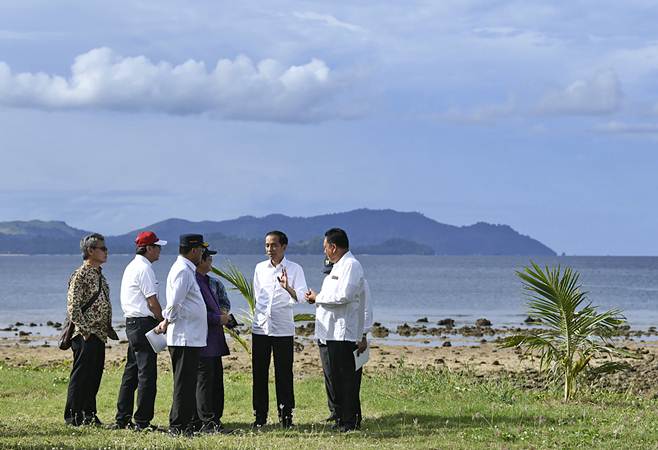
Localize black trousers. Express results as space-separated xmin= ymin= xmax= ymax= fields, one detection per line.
xmin=252 ymin=333 xmax=294 ymax=420
xmin=168 ymin=346 xmax=200 ymax=431
xmin=195 ymin=356 xmax=225 ymax=425
xmin=325 ymin=340 xmax=362 ymax=429
xmin=64 ymin=334 xmax=105 ymax=425
xmin=115 ymin=316 xmax=158 ymax=426
xmin=318 ymin=340 xmax=338 ymax=418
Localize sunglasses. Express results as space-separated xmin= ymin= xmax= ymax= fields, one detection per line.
xmin=92 ymin=246 xmax=108 ymax=252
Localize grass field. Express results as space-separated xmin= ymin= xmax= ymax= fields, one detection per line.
xmin=1 ymin=360 xmax=657 ymax=449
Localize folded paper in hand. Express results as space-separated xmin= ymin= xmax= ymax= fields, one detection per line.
xmin=145 ymin=328 xmax=167 ymax=353
xmin=353 ymin=346 xmax=370 ymax=371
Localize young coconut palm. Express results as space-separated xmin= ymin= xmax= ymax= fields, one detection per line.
xmin=500 ymin=262 xmax=631 ymax=401
xmin=211 ymin=262 xmax=315 ymax=353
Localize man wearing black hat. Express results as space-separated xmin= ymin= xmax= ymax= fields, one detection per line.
xmin=155 ymin=234 xmax=209 ymax=435
xmin=113 ymin=231 xmax=167 ymax=431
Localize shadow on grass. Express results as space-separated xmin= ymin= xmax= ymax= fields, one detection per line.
xmin=0 ymin=413 xmax=564 ymax=441
xmin=359 ymin=412 xmax=562 ymax=438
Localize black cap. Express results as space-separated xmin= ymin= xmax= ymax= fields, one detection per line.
xmin=179 ymin=234 xmax=209 ymax=248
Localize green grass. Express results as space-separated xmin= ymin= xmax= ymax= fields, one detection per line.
xmin=1 ymin=361 xmax=657 ymax=449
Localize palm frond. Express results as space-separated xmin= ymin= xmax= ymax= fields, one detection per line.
xmin=224 ymin=327 xmax=250 ymax=354
xmin=294 ymin=313 xmax=315 ymax=322
xmin=587 ymin=361 xmax=632 ymax=375
xmin=211 ymin=263 xmax=255 ymax=313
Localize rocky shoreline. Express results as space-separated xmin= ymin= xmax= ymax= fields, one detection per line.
xmin=3 ymin=315 xmax=658 ymax=346
xmin=3 ymin=315 xmax=658 ymax=399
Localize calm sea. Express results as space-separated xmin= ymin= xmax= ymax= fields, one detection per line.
xmin=1 ymin=255 xmax=658 ymax=329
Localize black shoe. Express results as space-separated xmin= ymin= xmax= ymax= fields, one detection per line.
xmin=197 ymin=422 xmax=221 ymax=434
xmin=82 ymin=414 xmax=103 ymax=427
xmin=325 ymin=414 xmax=339 ymax=422
xmin=251 ymin=419 xmax=266 ymax=430
xmin=134 ymin=423 xmax=159 ymax=432
xmin=168 ymin=427 xmax=193 ymax=437
xmin=280 ymin=416 xmax=294 ymax=429
xmin=107 ymin=421 xmax=134 ymax=430
xmin=338 ymin=424 xmax=358 ymax=432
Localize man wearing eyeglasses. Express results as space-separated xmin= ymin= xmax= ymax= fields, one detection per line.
xmin=112 ymin=231 xmax=167 ymax=431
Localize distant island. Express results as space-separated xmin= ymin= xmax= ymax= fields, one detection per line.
xmin=0 ymin=209 xmax=556 ymax=256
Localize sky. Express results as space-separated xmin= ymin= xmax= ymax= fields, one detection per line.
xmin=1 ymin=1 xmax=658 ymax=255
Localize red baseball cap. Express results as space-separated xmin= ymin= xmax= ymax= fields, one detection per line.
xmin=135 ymin=231 xmax=167 ymax=247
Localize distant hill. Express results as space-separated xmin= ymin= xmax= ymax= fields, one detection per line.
xmin=0 ymin=209 xmax=556 ymax=255
xmin=0 ymin=220 xmax=89 ymax=254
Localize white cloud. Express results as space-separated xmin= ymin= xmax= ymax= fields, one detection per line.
xmin=292 ymin=11 xmax=366 ymax=33
xmin=538 ymin=70 xmax=622 ymax=115
xmin=0 ymin=47 xmax=348 ymax=122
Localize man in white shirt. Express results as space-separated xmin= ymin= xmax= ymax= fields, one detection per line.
xmin=251 ymin=230 xmax=308 ymax=428
xmin=155 ymin=234 xmax=209 ymax=435
xmin=113 ymin=231 xmax=166 ymax=431
xmin=317 ymin=257 xmax=373 ymax=428
xmin=306 ymin=228 xmax=370 ymax=432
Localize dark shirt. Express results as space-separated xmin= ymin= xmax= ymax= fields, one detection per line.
xmin=196 ymin=272 xmax=230 ymax=358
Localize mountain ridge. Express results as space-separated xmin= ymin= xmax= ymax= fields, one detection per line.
xmin=0 ymin=209 xmax=556 ymax=256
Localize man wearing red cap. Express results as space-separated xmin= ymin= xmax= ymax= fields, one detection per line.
xmin=112 ymin=231 xmax=167 ymax=431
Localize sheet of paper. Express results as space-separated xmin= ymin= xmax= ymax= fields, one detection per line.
xmin=353 ymin=346 xmax=370 ymax=371
xmin=145 ymin=328 xmax=167 ymax=353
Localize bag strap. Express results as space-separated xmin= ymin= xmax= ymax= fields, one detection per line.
xmin=80 ymin=274 xmax=103 ymax=313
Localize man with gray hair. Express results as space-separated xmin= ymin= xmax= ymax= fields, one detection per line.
xmin=64 ymin=233 xmax=113 ymax=426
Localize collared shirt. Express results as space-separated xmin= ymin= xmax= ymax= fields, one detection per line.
xmin=163 ymin=255 xmax=208 ymax=347
xmin=120 ymin=255 xmax=159 ymax=319
xmin=196 ymin=272 xmax=230 ymax=358
xmin=314 ymin=251 xmax=367 ymax=342
xmin=252 ymin=257 xmax=308 ymax=337
xmin=67 ymin=263 xmax=112 ymax=342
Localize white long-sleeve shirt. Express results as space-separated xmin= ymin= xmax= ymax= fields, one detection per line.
xmin=252 ymin=257 xmax=308 ymax=337
xmin=163 ymin=255 xmax=208 ymax=347
xmin=314 ymin=251 xmax=369 ymax=342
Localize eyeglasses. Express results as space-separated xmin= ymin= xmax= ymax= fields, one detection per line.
xmin=92 ymin=246 xmax=108 ymax=252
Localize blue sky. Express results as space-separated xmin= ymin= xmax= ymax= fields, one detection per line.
xmin=1 ymin=1 xmax=658 ymax=255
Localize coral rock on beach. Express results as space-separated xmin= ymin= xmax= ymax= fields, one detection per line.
xmin=475 ymin=318 xmax=492 ymax=327
xmin=437 ymin=318 xmax=455 ymax=328
xmin=371 ymin=323 xmax=390 ymax=338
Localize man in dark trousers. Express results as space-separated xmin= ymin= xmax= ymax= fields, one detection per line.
xmin=306 ymin=228 xmax=372 ymax=432
xmin=251 ymin=231 xmax=308 ymax=428
xmin=317 ymin=257 xmax=372 ymax=427
xmin=155 ymin=234 xmax=209 ymax=435
xmin=113 ymin=231 xmax=166 ymax=431
xmin=317 ymin=258 xmax=338 ymax=422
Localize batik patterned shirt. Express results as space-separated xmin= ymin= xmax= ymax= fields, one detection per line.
xmin=67 ymin=263 xmax=112 ymax=342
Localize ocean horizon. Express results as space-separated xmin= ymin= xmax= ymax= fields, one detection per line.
xmin=1 ymin=254 xmax=657 ymax=330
